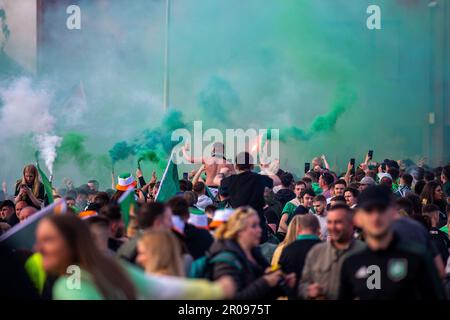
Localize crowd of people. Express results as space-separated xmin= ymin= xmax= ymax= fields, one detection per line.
xmin=1 ymin=148 xmax=450 ymax=300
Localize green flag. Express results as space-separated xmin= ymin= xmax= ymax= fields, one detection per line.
xmin=0 ymin=201 xmax=67 ymax=250
xmin=118 ymin=188 xmax=136 ymax=230
xmin=155 ymin=153 xmax=180 ymax=202
xmin=36 ymin=162 xmax=54 ymax=204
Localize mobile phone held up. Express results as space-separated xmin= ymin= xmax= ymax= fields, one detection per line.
xmin=368 ymin=150 xmax=373 ymax=160
xmin=304 ymin=162 xmax=310 ymax=174
xmin=350 ymin=158 xmax=355 ymax=175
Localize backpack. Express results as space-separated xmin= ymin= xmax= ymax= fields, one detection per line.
xmin=189 ymin=250 xmax=243 ymax=279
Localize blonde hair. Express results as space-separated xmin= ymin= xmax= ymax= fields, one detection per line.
xmin=17 ymin=164 xmax=40 ymax=197
xmin=138 ymin=229 xmax=184 ymax=277
xmin=271 ymin=215 xmax=302 ymax=265
xmin=215 ymin=206 xmax=258 ymax=240
xmin=20 ymin=164 xmax=40 ymax=197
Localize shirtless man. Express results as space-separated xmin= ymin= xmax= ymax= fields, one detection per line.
xmin=182 ymin=142 xmax=235 ymax=187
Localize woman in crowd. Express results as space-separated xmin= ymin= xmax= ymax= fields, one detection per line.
xmin=271 ymin=215 xmax=302 ymax=266
xmin=15 ymin=164 xmax=45 ymax=209
xmin=420 ymin=181 xmax=447 ymax=213
xmin=35 ymin=214 xmax=234 ymax=300
xmin=208 ymin=206 xmax=295 ymax=299
xmin=136 ymin=229 xmax=184 ymax=277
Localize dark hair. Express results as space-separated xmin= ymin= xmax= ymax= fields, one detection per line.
xmin=280 ymin=172 xmax=294 ymax=188
xmin=396 ymin=197 xmax=414 ymax=216
xmin=76 ymin=188 xmax=88 ymax=197
xmin=86 ymin=215 xmax=110 ymax=229
xmin=65 ymin=196 xmax=75 ymax=202
xmin=193 ymin=182 xmax=206 ymax=194
xmin=334 ymin=179 xmax=347 ymax=187
xmin=300 ymin=177 xmax=311 ymax=184
xmin=205 ymin=204 xmax=217 ymax=214
xmin=405 ymin=193 xmax=422 ymax=215
xmin=300 ymin=188 xmax=315 ymax=198
xmin=331 ymin=195 xmax=346 ymax=203
xmin=414 ymin=180 xmax=426 ymax=196
xmin=344 ymin=187 xmax=359 ymax=198
xmin=179 ymin=179 xmax=193 ymax=192
xmin=424 ymin=171 xmax=435 ymax=182
xmin=408 ymin=166 xmax=424 ymax=181
xmin=328 ymin=203 xmax=351 ymax=213
xmin=66 ymin=190 xmax=77 ymax=199
xmin=43 ymin=214 xmax=136 ymax=299
xmin=400 ymin=173 xmax=413 ymax=187
xmin=0 ymin=200 xmax=15 ymax=210
xmin=167 ymin=196 xmax=190 ymax=220
xmin=313 ymin=195 xmax=326 ymax=203
xmin=305 ymin=171 xmax=318 ymax=182
xmin=235 ymin=152 xmax=253 ymax=171
xmin=419 ymin=181 xmax=442 ymax=206
xmin=183 ymin=191 xmax=198 ymax=206
xmin=422 ymin=203 xmax=440 ymax=214
xmin=99 ymin=204 xmax=122 ymax=222
xmin=137 ymin=202 xmax=167 ymax=229
xmin=442 ymin=165 xmax=450 ymax=181
xmin=320 ymin=172 xmax=334 ymax=186
xmin=218 ymin=186 xmax=230 ymax=197
xmin=94 ymin=192 xmax=110 ymax=208
xmin=298 ymin=214 xmax=320 ymax=234
xmin=88 ymin=180 xmax=99 ymax=189
xmin=411 ymin=214 xmax=431 ymax=230
xmin=388 ymin=168 xmax=400 ymax=182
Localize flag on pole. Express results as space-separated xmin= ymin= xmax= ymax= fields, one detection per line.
xmin=0 ymin=200 xmax=67 ymax=250
xmin=36 ymin=161 xmax=54 ymax=204
xmin=118 ymin=187 xmax=136 ymax=230
xmin=155 ymin=153 xmax=180 ymax=202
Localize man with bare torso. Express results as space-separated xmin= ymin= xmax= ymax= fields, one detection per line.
xmin=182 ymin=142 xmax=235 ymax=187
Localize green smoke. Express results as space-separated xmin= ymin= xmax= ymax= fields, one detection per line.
xmin=55 ymin=133 xmax=93 ymax=169
xmin=137 ymin=150 xmax=159 ymax=168
xmin=197 ymin=76 xmax=240 ymax=126
xmin=109 ymin=109 xmax=187 ymax=168
xmin=0 ymin=0 xmax=446 ymax=189
xmin=280 ymin=84 xmax=357 ymax=142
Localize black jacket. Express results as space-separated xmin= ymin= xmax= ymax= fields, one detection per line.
xmin=184 ymin=223 xmax=214 ymax=259
xmin=221 ymin=171 xmax=273 ymax=243
xmin=279 ymin=236 xmax=322 ymax=279
xmin=208 ymin=239 xmax=275 ymax=300
xmin=274 ymin=189 xmax=296 ymax=209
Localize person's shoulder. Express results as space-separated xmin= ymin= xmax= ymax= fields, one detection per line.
xmin=393 ymin=238 xmax=428 ymax=258
xmin=342 ymin=245 xmax=370 ymax=264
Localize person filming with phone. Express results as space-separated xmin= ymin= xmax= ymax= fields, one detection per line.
xmin=14 ymin=164 xmax=45 ymax=210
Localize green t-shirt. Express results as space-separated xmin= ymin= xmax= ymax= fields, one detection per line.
xmin=282 ymin=198 xmax=301 ymax=217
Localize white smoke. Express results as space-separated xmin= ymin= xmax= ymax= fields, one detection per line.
xmin=0 ymin=77 xmax=62 ymax=174
xmin=35 ymin=134 xmax=62 ymax=175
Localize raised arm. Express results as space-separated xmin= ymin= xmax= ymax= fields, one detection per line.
xmin=182 ymin=142 xmax=204 ymax=164
xmin=321 ymin=155 xmax=330 ymax=170
xmin=192 ymin=164 xmax=206 ymax=186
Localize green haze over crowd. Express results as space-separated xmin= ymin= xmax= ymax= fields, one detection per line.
xmin=0 ymin=0 xmax=443 ymax=189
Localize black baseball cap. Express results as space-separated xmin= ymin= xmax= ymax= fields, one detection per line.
xmin=357 ymin=185 xmax=394 ymax=211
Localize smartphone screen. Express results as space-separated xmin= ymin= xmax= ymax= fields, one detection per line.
xmin=304 ymin=162 xmax=310 ymax=174
xmin=183 ymin=172 xmax=188 ymax=180
xmin=368 ymin=150 xmax=373 ymax=160
xmin=350 ymin=158 xmax=355 ymax=175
